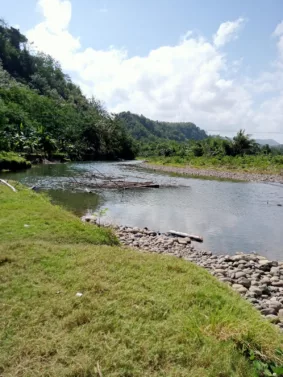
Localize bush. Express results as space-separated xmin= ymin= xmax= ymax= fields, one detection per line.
xmin=0 ymin=152 xmax=31 ymax=171
xmin=51 ymin=152 xmax=69 ymax=162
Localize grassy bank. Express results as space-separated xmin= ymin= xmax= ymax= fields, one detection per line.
xmin=0 ymin=152 xmax=31 ymax=172
xmin=1 ymin=184 xmax=283 ymax=376
xmin=145 ymin=155 xmax=283 ymax=175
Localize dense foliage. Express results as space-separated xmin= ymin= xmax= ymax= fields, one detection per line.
xmin=140 ymin=130 xmax=283 ymax=173
xmin=0 ymin=20 xmax=137 ymax=161
xmin=140 ymin=130 xmax=283 ymax=159
xmin=116 ymin=111 xmax=207 ymax=142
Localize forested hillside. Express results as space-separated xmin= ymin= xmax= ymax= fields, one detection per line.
xmin=116 ymin=111 xmax=207 ymax=142
xmin=0 ymin=20 xmax=137 ymax=161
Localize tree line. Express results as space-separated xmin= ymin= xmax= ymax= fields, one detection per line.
xmin=139 ymin=130 xmax=283 ymax=159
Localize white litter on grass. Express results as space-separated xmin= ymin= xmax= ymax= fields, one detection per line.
xmin=24 ymin=224 xmax=30 ymax=228
xmin=76 ymin=292 xmax=83 ymax=297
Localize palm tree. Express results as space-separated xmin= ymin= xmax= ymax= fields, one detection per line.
xmin=232 ymin=129 xmax=259 ymax=156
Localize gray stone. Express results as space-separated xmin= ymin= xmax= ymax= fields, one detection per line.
xmin=235 ymin=271 xmax=246 ymax=279
xmin=271 ymin=267 xmax=280 ymax=275
xmin=232 ymin=284 xmax=248 ymax=294
xmin=261 ymin=308 xmax=277 ymax=316
xmin=268 ymin=300 xmax=282 ymax=311
xmin=231 ymin=255 xmax=245 ymax=262
xmin=265 ymin=315 xmax=280 ymax=324
xmin=258 ymin=260 xmax=272 ymax=271
xmin=131 ymin=227 xmax=140 ymax=234
xmin=260 ymin=277 xmax=271 ymax=285
xmin=272 ymin=281 xmax=283 ymax=287
xmin=270 ymin=276 xmax=280 ymax=282
xmin=177 ymin=238 xmax=188 ymax=245
xmin=249 ymin=286 xmax=263 ymax=296
xmin=237 ymin=278 xmax=251 ymax=288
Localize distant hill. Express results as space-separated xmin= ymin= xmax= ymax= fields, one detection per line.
xmin=255 ymin=139 xmax=280 ymax=146
xmin=116 ymin=112 xmax=207 ymax=142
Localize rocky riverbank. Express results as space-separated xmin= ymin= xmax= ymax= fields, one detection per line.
xmin=116 ymin=226 xmax=283 ymax=327
xmin=140 ymin=162 xmax=283 ymax=183
xmin=83 ymin=214 xmax=283 ymax=327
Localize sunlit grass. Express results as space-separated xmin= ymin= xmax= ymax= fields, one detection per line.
xmin=1 ymin=183 xmax=283 ymax=376
xmin=145 ymin=155 xmax=283 ymax=175
xmin=0 ymin=152 xmax=31 ymax=172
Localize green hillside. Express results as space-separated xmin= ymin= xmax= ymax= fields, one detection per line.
xmin=116 ymin=111 xmax=207 ymax=142
xmin=0 ymin=20 xmax=137 ymax=162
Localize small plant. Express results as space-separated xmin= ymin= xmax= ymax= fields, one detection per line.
xmin=94 ymin=207 xmax=108 ymax=227
xmin=248 ymin=349 xmax=283 ymax=377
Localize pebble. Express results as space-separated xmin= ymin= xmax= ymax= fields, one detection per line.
xmin=83 ymin=220 xmax=283 ymax=328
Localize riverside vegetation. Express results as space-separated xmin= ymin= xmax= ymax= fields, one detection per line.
xmin=0 ymin=20 xmax=137 ymax=168
xmin=1 ymin=183 xmax=283 ymax=377
xmin=0 ymin=151 xmax=31 ymax=171
xmin=117 ymin=112 xmax=283 ymax=176
xmin=138 ymin=131 xmax=283 ymax=176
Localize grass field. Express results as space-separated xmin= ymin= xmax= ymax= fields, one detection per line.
xmin=145 ymin=155 xmax=283 ymax=175
xmin=1 ymin=183 xmax=283 ymax=376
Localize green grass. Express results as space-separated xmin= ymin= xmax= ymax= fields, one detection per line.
xmin=0 ymin=151 xmax=31 ymax=172
xmin=144 ymin=155 xmax=283 ymax=175
xmin=1 ymin=183 xmax=283 ymax=377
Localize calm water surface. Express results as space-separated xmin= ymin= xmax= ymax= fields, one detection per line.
xmin=2 ymin=161 xmax=283 ymax=259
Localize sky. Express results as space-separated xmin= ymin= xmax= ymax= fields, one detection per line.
xmin=1 ymin=0 xmax=283 ymax=141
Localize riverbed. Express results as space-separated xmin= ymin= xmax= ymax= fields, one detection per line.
xmin=2 ymin=160 xmax=283 ymax=259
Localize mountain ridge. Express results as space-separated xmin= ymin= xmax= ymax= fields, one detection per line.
xmin=116 ymin=111 xmax=207 ymax=142
xmin=255 ymin=139 xmax=280 ymax=146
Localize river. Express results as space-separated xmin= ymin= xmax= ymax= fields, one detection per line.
xmin=2 ymin=161 xmax=283 ymax=259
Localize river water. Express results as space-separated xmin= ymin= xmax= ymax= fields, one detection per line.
xmin=2 ymin=161 xmax=283 ymax=259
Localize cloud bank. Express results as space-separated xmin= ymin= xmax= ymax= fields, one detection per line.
xmin=26 ymin=0 xmax=283 ymax=140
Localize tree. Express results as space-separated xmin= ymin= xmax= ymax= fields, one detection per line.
xmin=232 ymin=129 xmax=259 ymax=156
xmin=0 ymin=21 xmax=137 ymax=161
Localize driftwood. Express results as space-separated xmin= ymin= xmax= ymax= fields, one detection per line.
xmin=169 ymin=230 xmax=203 ymax=243
xmin=84 ymin=181 xmax=159 ymax=189
xmin=56 ymin=167 xmax=160 ymax=191
xmin=0 ymin=179 xmax=17 ymax=192
xmin=79 ymin=181 xmax=159 ymax=190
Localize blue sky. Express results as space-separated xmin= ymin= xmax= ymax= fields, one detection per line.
xmin=1 ymin=0 xmax=283 ymax=141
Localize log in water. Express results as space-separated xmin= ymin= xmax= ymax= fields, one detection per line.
xmin=169 ymin=230 xmax=203 ymax=243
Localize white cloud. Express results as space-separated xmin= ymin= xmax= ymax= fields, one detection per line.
xmin=213 ymin=18 xmax=245 ymax=47
xmin=27 ymin=0 xmax=80 ymax=70
xmin=273 ymin=21 xmax=283 ymax=61
xmin=273 ymin=21 xmax=283 ymax=37
xmin=26 ymin=1 xmax=283 ymax=141
xmin=37 ymin=0 xmax=71 ymax=32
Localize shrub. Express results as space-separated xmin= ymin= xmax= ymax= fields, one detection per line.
xmin=0 ymin=152 xmax=31 ymax=171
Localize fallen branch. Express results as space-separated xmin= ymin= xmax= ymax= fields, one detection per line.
xmin=169 ymin=230 xmax=203 ymax=243
xmin=0 ymin=179 xmax=17 ymax=192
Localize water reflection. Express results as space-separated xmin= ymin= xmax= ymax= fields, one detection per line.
xmin=46 ymin=189 xmax=100 ymax=217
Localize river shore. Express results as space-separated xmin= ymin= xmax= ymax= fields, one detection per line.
xmin=116 ymin=225 xmax=283 ymax=326
xmin=83 ymin=215 xmax=283 ymax=327
xmin=140 ymin=162 xmax=283 ymax=183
